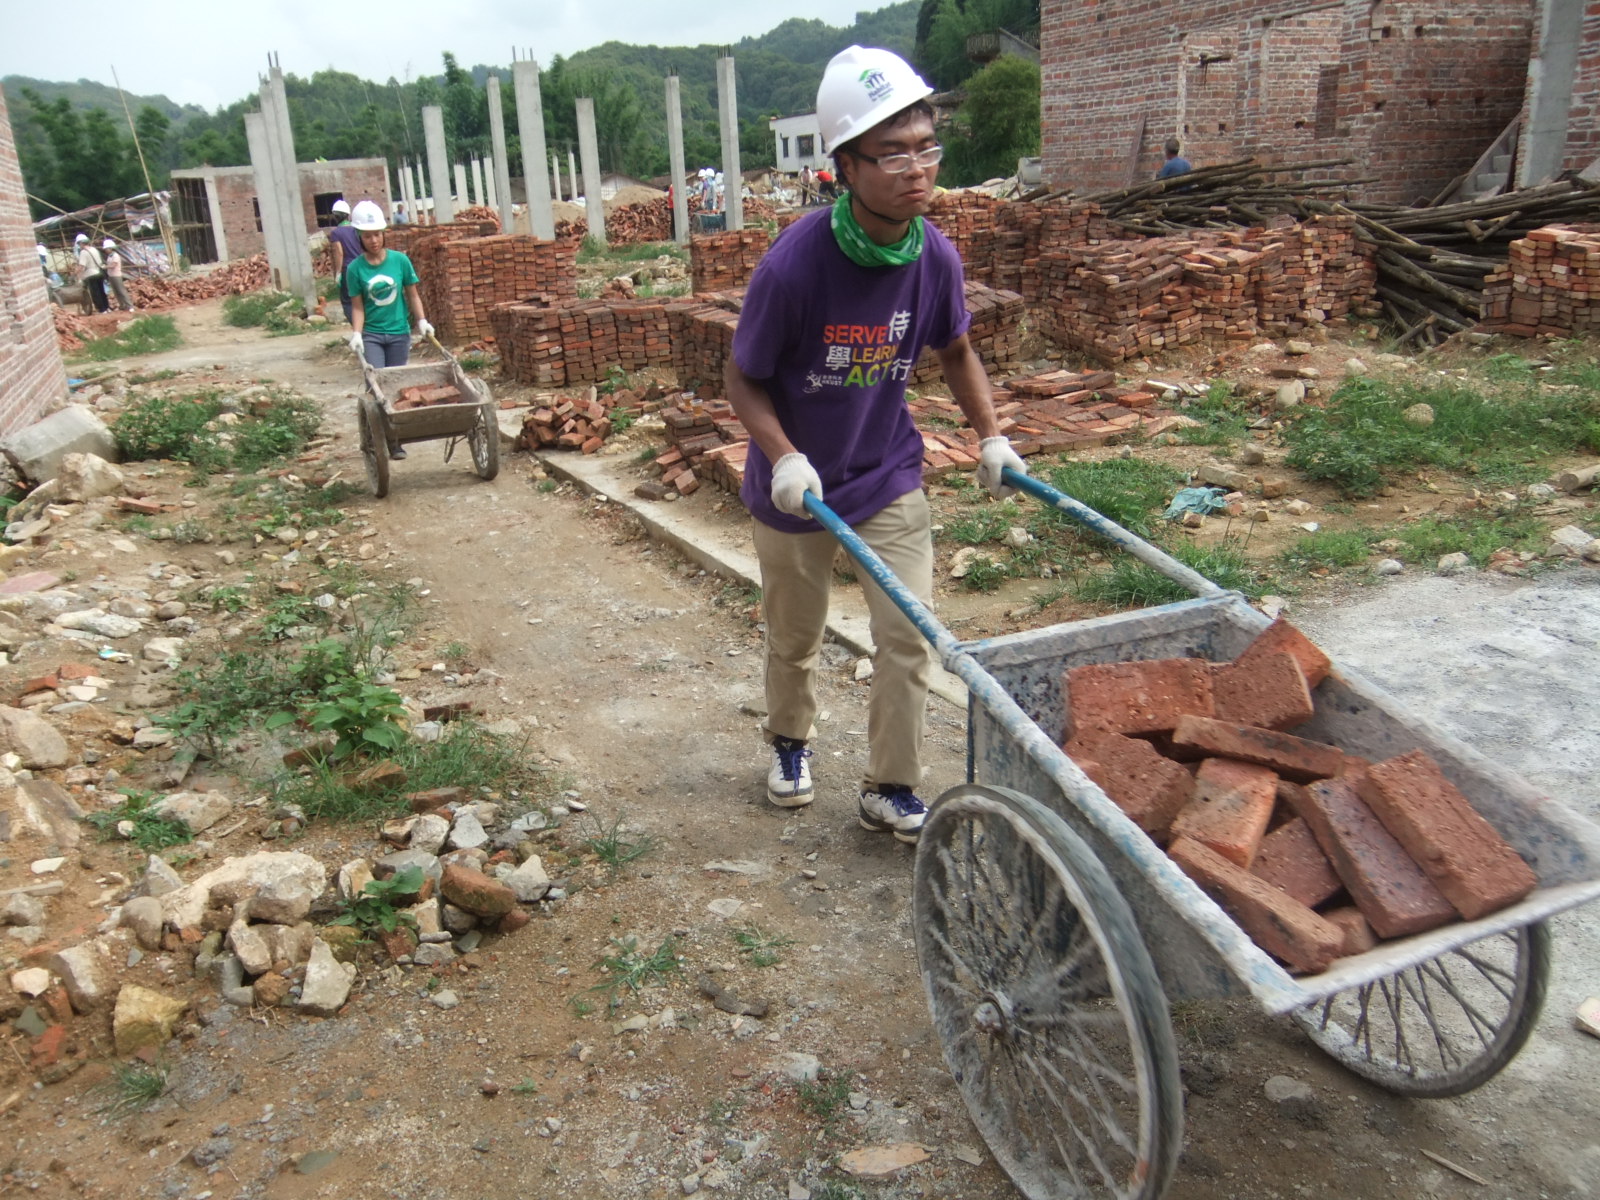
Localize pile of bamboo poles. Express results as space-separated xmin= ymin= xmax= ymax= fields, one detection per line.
xmin=1083 ymin=161 xmax=1600 ymax=346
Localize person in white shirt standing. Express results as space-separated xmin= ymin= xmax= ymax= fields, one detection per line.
xmin=102 ymin=239 xmax=135 ymax=312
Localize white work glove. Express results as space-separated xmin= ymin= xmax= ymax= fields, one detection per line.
xmin=978 ymin=436 xmax=1027 ymax=500
xmin=347 ymin=331 xmax=364 ymax=355
xmin=770 ymin=452 xmax=823 ymax=518
xmin=415 ymin=319 xmax=435 ymax=340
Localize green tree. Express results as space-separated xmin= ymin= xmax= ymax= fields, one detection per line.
xmin=915 ymin=0 xmax=1039 ymax=90
xmin=939 ymin=56 xmax=1040 ymax=186
xmin=133 ymin=105 xmax=173 ymax=185
xmin=19 ymin=89 xmax=142 ymax=214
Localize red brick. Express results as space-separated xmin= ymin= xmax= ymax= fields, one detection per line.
xmin=1234 ymin=618 xmax=1332 ymax=688
xmin=1358 ymin=750 xmax=1537 ymax=920
xmin=1169 ymin=716 xmax=1343 ymax=782
xmin=1170 ymin=758 xmax=1277 ymax=867
xmin=1251 ymin=817 xmax=1342 ymax=908
xmin=1064 ymin=657 xmax=1214 ymax=739
xmin=1212 ymin=651 xmax=1315 ymax=731
xmin=1169 ymin=837 xmax=1344 ymax=974
xmin=1322 ymin=907 xmax=1379 ymax=956
xmin=1066 ymin=728 xmax=1193 ymax=840
xmin=29 ymin=1024 xmax=69 ymax=1068
xmin=1289 ymin=778 xmax=1456 ymax=938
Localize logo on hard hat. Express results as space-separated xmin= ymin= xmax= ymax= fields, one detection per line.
xmin=858 ymin=68 xmax=893 ymax=104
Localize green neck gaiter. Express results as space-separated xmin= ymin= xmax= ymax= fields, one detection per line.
xmin=831 ymin=193 xmax=925 ymax=268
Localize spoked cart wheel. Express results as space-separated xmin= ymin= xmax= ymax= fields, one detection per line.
xmin=914 ymin=784 xmax=1184 ymax=1200
xmin=359 ymin=396 xmax=390 ymax=498
xmin=1292 ymin=922 xmax=1550 ymax=1097
xmin=470 ymin=399 xmax=499 ymax=480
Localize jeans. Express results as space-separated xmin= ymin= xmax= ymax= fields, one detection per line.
xmin=362 ymin=332 xmax=410 ymax=368
xmin=753 ymin=488 xmax=934 ymax=790
xmin=86 ymin=275 xmax=109 ymax=313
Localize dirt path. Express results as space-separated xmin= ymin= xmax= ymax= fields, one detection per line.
xmin=7 ymin=307 xmax=1598 ymax=1200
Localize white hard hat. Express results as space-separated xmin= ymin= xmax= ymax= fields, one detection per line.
xmin=75 ymin=233 xmax=89 ymax=243
xmin=331 ymin=198 xmax=351 ymax=215
xmin=350 ymin=200 xmax=387 ymax=231
xmin=35 ymin=244 xmax=47 ymax=255
xmin=816 ymin=45 xmax=933 ymax=153
xmin=102 ymin=238 xmax=116 ymax=249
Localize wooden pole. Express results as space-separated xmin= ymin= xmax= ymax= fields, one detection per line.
xmin=112 ymin=65 xmax=180 ymax=274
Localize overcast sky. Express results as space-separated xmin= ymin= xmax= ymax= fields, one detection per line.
xmin=1 ymin=0 xmax=884 ymax=112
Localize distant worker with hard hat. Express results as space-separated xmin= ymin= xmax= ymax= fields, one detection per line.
xmin=724 ymin=45 xmax=1026 ymax=843
xmin=345 ymin=200 xmax=433 ymax=458
xmin=327 ymin=198 xmax=363 ymax=325
xmin=102 ymin=238 xmax=135 ymax=312
xmin=73 ymin=233 xmax=110 ymax=313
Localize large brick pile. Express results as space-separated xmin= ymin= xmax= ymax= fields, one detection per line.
xmin=928 ymin=195 xmax=1128 ymax=300
xmin=412 ymin=236 xmax=577 ymax=344
xmin=1480 ymin=224 xmax=1600 ymax=338
xmin=669 ymin=299 xmax=741 ymax=393
xmin=913 ymin=282 xmax=1026 ymax=382
xmin=383 ymin=220 xmax=497 ymax=261
xmin=690 ymin=229 xmax=771 ymax=292
xmin=1062 ymin=619 xmax=1537 ymax=974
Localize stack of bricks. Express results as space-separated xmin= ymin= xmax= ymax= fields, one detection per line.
xmin=1481 ymin=225 xmax=1600 ymax=338
xmin=417 ymin=236 xmax=578 ymax=344
xmin=490 ymin=304 xmax=566 ymax=386
xmin=670 ymin=299 xmax=742 ymax=392
xmin=1258 ymin=215 xmax=1377 ymax=328
xmin=926 ymin=195 xmax=1127 ymax=302
xmin=647 ymin=399 xmax=749 ymax=496
xmin=515 ymin=386 xmax=658 ymax=454
xmin=1061 ymin=619 xmax=1538 ymax=975
xmin=490 ymin=296 xmax=671 ymax=388
xmin=913 ymin=281 xmax=1026 ymax=383
xmin=690 ymin=229 xmax=771 ymax=293
xmin=382 ymin=220 xmax=497 ymax=261
xmin=1036 ymin=238 xmax=1205 ymax=363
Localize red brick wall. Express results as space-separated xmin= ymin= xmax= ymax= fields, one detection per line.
xmin=213 ymin=172 xmax=266 ymax=260
xmin=202 ymin=162 xmax=394 ymax=262
xmin=1041 ymin=0 xmax=1535 ymax=204
xmin=0 ymin=85 xmax=68 ymax=435
xmin=1562 ymin=1 xmax=1600 ymax=173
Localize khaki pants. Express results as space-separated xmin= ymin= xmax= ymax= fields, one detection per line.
xmin=753 ymin=488 xmax=934 ymax=790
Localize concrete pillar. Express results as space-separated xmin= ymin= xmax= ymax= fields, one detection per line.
xmin=716 ymin=55 xmax=743 ymax=232
xmin=453 ymin=163 xmax=470 ymax=212
xmin=513 ymin=60 xmax=555 ymax=240
xmin=1521 ymin=0 xmax=1584 ymax=186
xmin=485 ymin=166 xmax=498 ymax=211
xmin=576 ymin=99 xmax=606 ymax=245
xmin=422 ymin=106 xmax=454 ymax=226
xmin=568 ymin=150 xmax=579 ymax=203
xmin=202 ymin=172 xmax=230 ymax=263
xmin=262 ymin=68 xmax=317 ymax=310
xmin=487 ymin=73 xmax=515 ymax=235
xmin=472 ymin=157 xmax=487 ymax=208
xmin=665 ymin=75 xmax=689 ymax=245
xmin=244 ymin=112 xmax=289 ymax=288
xmin=551 ymin=156 xmax=562 ymax=203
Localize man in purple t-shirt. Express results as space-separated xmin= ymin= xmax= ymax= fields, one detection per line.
xmin=725 ymin=46 xmax=1026 ymax=843
xmin=327 ymin=198 xmax=364 ymax=325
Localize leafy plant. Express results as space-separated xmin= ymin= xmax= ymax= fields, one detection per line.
xmin=733 ymin=925 xmax=794 ymax=968
xmin=584 ymin=812 xmax=656 ymax=872
xmin=797 ymin=1071 xmax=854 ymax=1135
xmin=113 ymin=391 xmax=223 ymax=464
xmin=959 ymin=557 xmax=1009 ymax=593
xmin=84 ymin=791 xmax=193 ymax=852
xmin=610 ymin=409 xmax=636 ymax=434
xmin=589 ymin=934 xmax=682 ymax=1011
xmin=510 ymin=1078 xmax=540 ymax=1096
xmin=332 ymin=865 xmax=422 ymax=934
xmin=94 ymin=1059 xmax=170 ymax=1118
xmin=223 ymin=290 xmax=302 ymax=334
xmin=279 ymin=676 xmax=409 ymax=761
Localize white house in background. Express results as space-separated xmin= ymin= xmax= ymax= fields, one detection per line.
xmin=770 ymin=113 xmax=827 ymax=174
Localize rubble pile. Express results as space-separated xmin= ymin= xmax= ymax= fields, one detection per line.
xmin=1063 ymin=619 xmax=1537 ymax=974
xmin=125 ymin=255 xmax=273 ymax=311
xmin=690 ymin=229 xmax=771 ymax=293
xmin=1481 ymin=224 xmax=1600 ymax=338
xmin=452 ymin=205 xmax=502 ymax=232
xmin=515 ymin=383 xmax=664 ymax=454
xmin=635 ymin=399 xmax=749 ymax=499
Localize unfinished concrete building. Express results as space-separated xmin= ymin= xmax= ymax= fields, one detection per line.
xmin=0 ymin=85 xmax=68 ymax=435
xmin=1041 ymin=0 xmax=1599 ymax=205
xmin=169 ymin=159 xmax=392 ymax=264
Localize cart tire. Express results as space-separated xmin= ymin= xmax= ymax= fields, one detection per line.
xmin=470 ymin=400 xmax=499 ymax=481
xmin=360 ymin=397 xmax=390 ymax=498
xmin=914 ymin=784 xmax=1183 ymax=1200
xmin=1292 ymin=922 xmax=1549 ymax=1098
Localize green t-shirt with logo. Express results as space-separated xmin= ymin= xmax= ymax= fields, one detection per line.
xmin=346 ymin=250 xmax=420 ymax=336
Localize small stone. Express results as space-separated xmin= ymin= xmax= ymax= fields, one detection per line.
xmin=430 ymin=989 xmax=460 ymax=1010
xmin=297 ymin=939 xmax=356 ymax=1015
xmin=503 ymin=855 xmax=551 ymax=902
xmin=448 ymin=809 xmax=489 ymax=851
xmin=853 ymin=658 xmax=873 ymax=682
xmin=410 ymin=812 xmax=451 ymax=855
xmin=113 ymin=984 xmax=188 ymax=1055
xmin=2 ymin=892 xmax=46 ymax=926
xmin=253 ymin=972 xmax=292 ymax=1006
xmin=120 ymin=895 xmax=165 ymax=950
xmin=10 ymin=966 xmax=52 ymax=996
xmin=1274 ymin=381 xmax=1305 ymax=410
xmin=1437 ymin=551 xmax=1473 ymax=574
xmin=1343 ymin=357 xmax=1368 ymax=376
xmin=152 ymin=790 xmax=232 ymax=834
xmin=1284 ymin=339 xmax=1312 ymax=356
xmin=413 ymin=941 xmax=458 ymax=966
xmin=1402 ymin=402 xmax=1435 ymax=427
xmin=440 ymin=863 xmax=516 ymax=917
xmin=1238 ymin=443 xmax=1266 ymax=466
xmin=839 ymin=1143 xmax=931 ymax=1178
xmin=49 ymin=943 xmax=110 ymax=1011
xmin=1375 ymin=558 xmax=1404 ymax=576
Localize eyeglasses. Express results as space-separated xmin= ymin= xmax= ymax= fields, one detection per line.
xmin=850 ymin=145 xmax=944 ymax=174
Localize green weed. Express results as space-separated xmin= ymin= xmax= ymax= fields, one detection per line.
xmin=1391 ymin=513 xmax=1547 ymax=567
xmin=1277 ymin=528 xmax=1376 ymax=572
xmin=1173 ymin=381 xmax=1253 ymax=447
xmin=1041 ymin=458 xmax=1184 ymax=536
xmin=84 ymin=791 xmax=194 ymax=852
xmin=797 ymin=1072 xmax=854 ymax=1134
xmin=1075 ymin=538 xmax=1263 ymax=609
xmin=223 ymin=290 xmax=303 ymax=334
xmin=537 ymin=479 xmax=560 ymax=494
xmin=72 ymin=315 xmax=182 ymax=362
xmin=114 ymin=392 xmax=223 ymax=464
xmin=732 ymin=925 xmax=794 ymax=968
xmin=510 ymin=1078 xmax=540 ymax=1096
xmin=281 ymin=676 xmax=409 ymax=761
xmin=590 ymin=935 xmax=683 ymax=1011
xmin=943 ymin=506 xmax=1014 ymax=546
xmin=959 ymin=557 xmax=1009 ymax=592
xmin=635 ymin=446 xmax=659 ymax=463
xmin=94 ymin=1059 xmax=170 ymax=1118
xmin=332 ymin=865 xmax=422 ymax=934
xmin=127 ymin=368 xmax=181 ymax=384
xmin=584 ymin=812 xmax=657 ymax=873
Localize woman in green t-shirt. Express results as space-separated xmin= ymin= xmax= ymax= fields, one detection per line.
xmin=344 ymin=200 xmax=434 ymax=370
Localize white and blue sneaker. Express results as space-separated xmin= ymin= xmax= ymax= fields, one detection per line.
xmin=858 ymin=785 xmax=927 ymax=843
xmin=766 ymin=737 xmax=814 ymax=808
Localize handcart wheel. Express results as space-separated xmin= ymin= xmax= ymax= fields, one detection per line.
xmin=1291 ymin=922 xmax=1549 ymax=1097
xmin=359 ymin=397 xmax=390 ymax=498
xmin=914 ymin=784 xmax=1183 ymax=1200
xmin=470 ymin=400 xmax=499 ymax=481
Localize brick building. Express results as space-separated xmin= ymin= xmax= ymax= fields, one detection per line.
xmin=1040 ymin=0 xmax=1597 ymax=205
xmin=169 ymin=159 xmax=391 ymax=263
xmin=0 ymin=85 xmax=68 ymax=436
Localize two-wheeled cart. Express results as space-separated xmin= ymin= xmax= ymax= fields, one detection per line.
xmin=803 ymin=470 xmax=1600 ymax=1200
xmin=356 ymin=341 xmax=498 ymax=498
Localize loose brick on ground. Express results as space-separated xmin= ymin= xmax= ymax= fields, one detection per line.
xmin=1290 ymin=778 xmax=1457 ymax=937
xmin=1170 ymin=716 xmax=1344 ymax=782
xmin=1065 ymin=728 xmax=1193 ymax=840
xmin=1212 ymin=650 xmax=1315 ymax=731
xmin=1169 ymin=836 xmax=1345 ymax=974
xmin=1233 ymin=617 xmax=1333 ymax=688
xmin=1358 ymin=750 xmax=1537 ymax=920
xmin=1064 ymin=657 xmax=1214 ymax=739
xmin=1170 ymin=757 xmax=1278 ymax=868
xmin=1251 ymin=817 xmax=1343 ymax=908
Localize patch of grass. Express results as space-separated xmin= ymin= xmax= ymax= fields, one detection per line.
xmin=1277 ymin=527 xmax=1377 ymax=572
xmin=113 ymin=391 xmax=223 ymax=464
xmin=635 ymin=446 xmax=659 ymax=464
xmin=72 ymin=315 xmax=182 ymax=362
xmin=811 ymin=1183 xmax=868 ymax=1200
xmin=584 ymin=811 xmax=657 ymax=873
xmin=958 ymin=557 xmax=1009 ymax=593
xmin=84 ymin=791 xmax=193 ymax=851
xmin=95 ymin=1059 xmax=170 ymax=1118
xmin=127 ymin=368 xmax=181 ymax=384
xmin=1074 ymin=538 xmax=1264 ymax=609
xmin=610 ymin=410 xmax=636 ymax=434
xmin=1042 ymin=457 xmax=1185 ymax=536
xmin=797 ymin=1071 xmax=854 ymax=1135
xmin=510 ymin=1078 xmax=540 ymax=1096
xmin=1391 ymin=512 xmax=1548 ymax=567
xmin=590 ymin=935 xmax=682 ymax=1011
xmin=943 ymin=506 xmax=1014 ymax=546
xmin=1283 ymin=374 xmax=1600 ymax=498
xmin=223 ymin=290 xmax=303 ymax=335
xmin=231 ymin=393 xmax=322 ymax=469
xmin=1173 ymin=381 xmax=1253 ymax=447
xmin=578 ymin=239 xmax=687 ymax=266
xmin=537 ymin=479 xmax=560 ymax=494
xmin=732 ymin=925 xmax=794 ymax=968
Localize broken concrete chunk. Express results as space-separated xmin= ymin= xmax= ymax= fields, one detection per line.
xmin=53 ymin=452 xmax=125 ymax=502
xmin=113 ymin=984 xmax=188 ymax=1055
xmin=160 ymin=851 xmax=327 ymax=931
xmin=298 ymin=939 xmax=356 ymax=1016
xmin=0 ymin=706 xmax=71 ymax=769
xmin=48 ymin=942 xmax=111 ymax=1011
xmin=0 ymin=404 xmax=120 ymax=484
xmin=151 ymin=790 xmax=233 ymax=834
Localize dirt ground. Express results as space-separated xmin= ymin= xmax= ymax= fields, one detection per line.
xmin=2 ymin=297 xmax=1598 ymax=1200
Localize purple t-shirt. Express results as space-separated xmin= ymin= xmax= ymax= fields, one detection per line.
xmin=329 ymin=225 xmax=364 ymax=293
xmin=733 ymin=208 xmax=971 ymax=532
